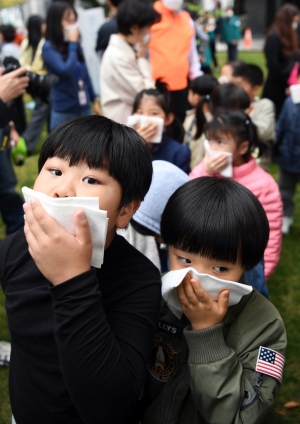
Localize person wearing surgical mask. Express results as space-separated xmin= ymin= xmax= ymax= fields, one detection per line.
xmin=148 ymin=0 xmax=202 ymax=123
xmin=100 ymin=0 xmax=160 ymax=125
xmin=220 ymin=6 xmax=241 ymax=62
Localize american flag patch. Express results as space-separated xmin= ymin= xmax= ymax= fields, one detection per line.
xmin=255 ymin=346 xmax=285 ymax=382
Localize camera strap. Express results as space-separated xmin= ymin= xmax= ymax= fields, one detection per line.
xmin=74 ymin=62 xmax=87 ymax=106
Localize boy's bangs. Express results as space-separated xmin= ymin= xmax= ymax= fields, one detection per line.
xmin=38 ymin=118 xmax=110 ymax=172
xmin=38 ymin=116 xmax=153 ymax=208
xmin=161 ymin=178 xmax=269 ymax=270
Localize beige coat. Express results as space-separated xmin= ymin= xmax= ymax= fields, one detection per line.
xmin=100 ymin=35 xmax=154 ymax=124
xmin=183 ymin=108 xmax=212 ymax=169
xmin=20 ymin=38 xmax=47 ymax=75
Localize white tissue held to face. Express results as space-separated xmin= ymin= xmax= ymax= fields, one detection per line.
xmin=204 ymin=139 xmax=233 ymax=177
xmin=127 ymin=115 xmax=164 ymax=143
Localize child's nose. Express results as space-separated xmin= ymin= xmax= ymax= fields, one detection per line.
xmin=53 ymin=180 xmax=76 ymax=198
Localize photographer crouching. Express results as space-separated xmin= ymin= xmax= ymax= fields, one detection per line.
xmin=0 ymin=66 xmax=29 ymax=235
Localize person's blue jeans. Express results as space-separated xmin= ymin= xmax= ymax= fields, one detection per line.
xmin=245 ymin=259 xmax=269 ymax=298
xmin=50 ymin=107 xmax=92 ymax=131
xmin=227 ymin=43 xmax=238 ymax=61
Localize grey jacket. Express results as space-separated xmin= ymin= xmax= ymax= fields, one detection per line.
xmin=142 ymin=289 xmax=286 ymax=424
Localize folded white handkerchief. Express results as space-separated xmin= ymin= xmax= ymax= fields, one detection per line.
xmin=162 ymin=267 xmax=252 ymax=319
xmin=204 ymin=139 xmax=233 ymax=178
xmin=22 ymin=187 xmax=109 ymax=268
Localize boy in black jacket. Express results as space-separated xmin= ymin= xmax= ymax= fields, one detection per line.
xmin=0 ymin=116 xmax=161 ymax=424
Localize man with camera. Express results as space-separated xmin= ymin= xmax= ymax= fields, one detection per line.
xmin=0 ymin=66 xmax=29 ymax=235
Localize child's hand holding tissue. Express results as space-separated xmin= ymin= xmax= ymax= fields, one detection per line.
xmin=178 ymin=273 xmax=230 ymax=330
xmin=23 ymin=199 xmax=93 ymax=286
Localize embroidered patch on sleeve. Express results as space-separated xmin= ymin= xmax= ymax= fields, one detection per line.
xmin=255 ymin=346 xmax=285 ymax=382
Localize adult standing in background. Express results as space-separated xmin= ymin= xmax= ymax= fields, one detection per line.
xmin=262 ymin=3 xmax=299 ymax=118
xmin=0 ymin=25 xmax=20 ymax=60
xmin=220 ymin=6 xmax=241 ymax=62
xmin=100 ymin=0 xmax=160 ymax=125
xmin=16 ymin=15 xmax=49 ymax=155
xmin=43 ymin=1 xmax=100 ymax=131
xmin=148 ymin=0 xmax=202 ymax=123
xmin=95 ymin=0 xmax=124 ymax=58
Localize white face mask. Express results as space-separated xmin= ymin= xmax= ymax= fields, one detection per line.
xmin=162 ymin=0 xmax=183 ymax=12
xmin=142 ymin=33 xmax=151 ymax=44
xmin=292 ymin=21 xmax=298 ymax=30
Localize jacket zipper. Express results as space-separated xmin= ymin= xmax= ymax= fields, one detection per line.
xmin=163 ymin=364 xmax=189 ymax=424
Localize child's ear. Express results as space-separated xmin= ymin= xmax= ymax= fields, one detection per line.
xmin=116 ymin=199 xmax=141 ymax=229
xmin=164 ymin=113 xmax=174 ymax=127
xmin=252 ymin=85 xmax=261 ymax=96
xmin=239 ymin=141 xmax=250 ymax=156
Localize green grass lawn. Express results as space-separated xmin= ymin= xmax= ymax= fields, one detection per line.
xmin=0 ymin=52 xmax=300 ymax=423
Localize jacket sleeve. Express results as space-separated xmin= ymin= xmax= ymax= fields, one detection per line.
xmin=260 ymin=177 xmax=283 ymax=280
xmin=42 ymin=42 xmax=78 ymax=77
xmin=85 ymin=65 xmax=97 ymax=101
xmin=265 ymin=34 xmax=286 ymax=84
xmin=189 ymin=160 xmax=210 ymax=178
xmin=113 ymin=56 xmax=154 ymax=100
xmin=250 ymin=100 xmax=276 ymax=143
xmin=183 ymin=295 xmax=286 ymax=424
xmin=276 ymin=99 xmax=288 ymax=146
xmin=174 ymin=145 xmax=191 ymax=174
xmin=50 ymin=267 xmax=161 ymax=424
xmin=233 ymin=18 xmax=241 ymax=40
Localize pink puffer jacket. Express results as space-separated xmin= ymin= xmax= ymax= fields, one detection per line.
xmin=190 ymin=157 xmax=283 ymax=280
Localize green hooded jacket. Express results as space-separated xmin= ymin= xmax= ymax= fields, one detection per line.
xmin=221 ymin=15 xmax=241 ymax=44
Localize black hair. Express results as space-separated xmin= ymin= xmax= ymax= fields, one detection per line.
xmin=189 ymin=75 xmax=219 ymax=139
xmin=45 ymin=2 xmax=83 ymax=61
xmin=231 ymin=62 xmax=264 ymax=87
xmin=205 ymin=110 xmax=268 ymax=160
xmin=133 ymin=80 xmax=185 ymax=143
xmin=110 ymin=0 xmax=124 ymax=7
xmin=117 ymin=0 xmax=161 ymax=35
xmin=27 ymin=15 xmax=44 ymax=62
xmin=161 ymin=177 xmax=269 ymax=269
xmin=38 ymin=116 xmax=153 ymax=208
xmin=0 ymin=25 xmax=15 ymax=43
xmin=52 ymin=0 xmax=75 ymax=5
xmin=210 ymin=83 xmax=250 ymax=117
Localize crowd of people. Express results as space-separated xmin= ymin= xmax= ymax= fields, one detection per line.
xmin=0 ymin=0 xmax=299 ymax=422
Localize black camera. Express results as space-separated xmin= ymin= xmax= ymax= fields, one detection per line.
xmin=3 ymin=56 xmax=58 ymax=104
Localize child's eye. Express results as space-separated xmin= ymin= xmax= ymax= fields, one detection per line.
xmin=213 ymin=266 xmax=228 ymax=273
xmin=178 ymin=256 xmax=192 ymax=264
xmin=218 ymin=140 xmax=225 ymax=145
xmin=50 ymin=169 xmax=62 ymax=176
xmin=83 ymin=177 xmax=99 ymax=185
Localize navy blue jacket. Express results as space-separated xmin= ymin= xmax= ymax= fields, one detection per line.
xmin=151 ymin=133 xmax=191 ymax=174
xmin=276 ymin=97 xmax=300 ymax=173
xmin=42 ymin=41 xmax=96 ymax=114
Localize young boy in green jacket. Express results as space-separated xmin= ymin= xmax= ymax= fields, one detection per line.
xmin=141 ymin=177 xmax=286 ymax=424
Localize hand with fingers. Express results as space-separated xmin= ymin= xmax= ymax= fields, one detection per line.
xmin=0 ymin=67 xmax=29 ymax=103
xmin=134 ymin=121 xmax=157 ymax=145
xmin=204 ymin=151 xmax=229 ymax=175
xmin=23 ymin=200 xmax=93 ymax=286
xmin=177 ymin=273 xmax=230 ymax=330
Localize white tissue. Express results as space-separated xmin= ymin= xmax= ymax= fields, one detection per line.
xmin=162 ymin=267 xmax=252 ymax=319
xmin=22 ymin=187 xmax=108 ymax=268
xmin=127 ymin=115 xmax=164 ymax=143
xmin=204 ymin=139 xmax=233 ymax=178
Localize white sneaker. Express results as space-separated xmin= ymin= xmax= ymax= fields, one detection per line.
xmin=282 ymin=217 xmax=293 ymax=235
xmin=0 ymin=341 xmax=11 ymax=366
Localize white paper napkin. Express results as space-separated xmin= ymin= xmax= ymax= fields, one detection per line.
xmin=162 ymin=267 xmax=252 ymax=319
xmin=204 ymin=139 xmax=233 ymax=178
xmin=22 ymin=187 xmax=109 ymax=268
xmin=127 ymin=115 xmax=164 ymax=143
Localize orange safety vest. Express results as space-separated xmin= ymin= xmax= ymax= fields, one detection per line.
xmin=149 ymin=1 xmax=195 ymax=91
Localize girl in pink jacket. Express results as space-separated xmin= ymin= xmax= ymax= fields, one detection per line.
xmin=190 ymin=111 xmax=282 ymax=294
